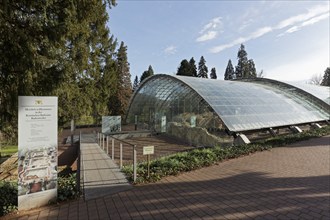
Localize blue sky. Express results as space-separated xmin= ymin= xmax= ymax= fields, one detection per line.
xmin=108 ymin=1 xmax=329 ymax=82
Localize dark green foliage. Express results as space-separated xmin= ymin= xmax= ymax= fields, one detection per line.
xmin=58 ymin=173 xmax=79 ymax=202
xmin=177 ymin=59 xmax=192 ymax=76
xmin=133 ymin=75 xmax=139 ymax=91
xmin=122 ymin=125 xmax=330 ymax=184
xmin=224 ymin=59 xmax=235 ymax=80
xmin=0 ymin=173 xmax=80 ymax=216
xmin=210 ymin=67 xmax=217 ymax=79
xmin=197 ymin=56 xmax=208 ymax=78
xmin=123 ymin=144 xmax=271 ymax=184
xmin=140 ymin=65 xmax=154 ymax=82
xmin=235 ymin=44 xmax=249 ymax=79
xmin=177 ymin=58 xmax=198 ymax=77
xmin=321 ymin=67 xmax=330 ymax=86
xmin=235 ymin=44 xmax=257 ymax=79
xmin=0 ymin=181 xmax=17 ymax=216
xmin=257 ymin=125 xmax=330 ymax=147
xmin=189 ymin=57 xmax=197 ymax=77
xmin=247 ymin=59 xmax=257 ymax=78
xmin=0 ymin=0 xmax=120 ymax=140
xmin=110 ymin=41 xmax=132 ymax=116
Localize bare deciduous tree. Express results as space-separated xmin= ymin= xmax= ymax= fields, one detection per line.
xmin=309 ymin=74 xmax=323 ymax=85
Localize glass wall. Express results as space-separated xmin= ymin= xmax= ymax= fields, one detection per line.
xmin=126 ymin=75 xmax=329 ymax=145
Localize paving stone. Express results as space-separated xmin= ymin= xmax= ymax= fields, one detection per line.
xmin=5 ymin=135 xmax=330 ymax=220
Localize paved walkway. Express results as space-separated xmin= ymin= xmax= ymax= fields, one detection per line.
xmin=80 ymin=134 xmax=132 ymax=200
xmin=5 ymin=136 xmax=330 ymax=219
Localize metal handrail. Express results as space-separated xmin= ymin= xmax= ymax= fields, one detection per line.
xmin=97 ymin=132 xmax=137 ymax=182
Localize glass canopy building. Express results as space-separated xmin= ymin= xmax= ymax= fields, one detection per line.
xmin=126 ymin=75 xmax=329 ymax=145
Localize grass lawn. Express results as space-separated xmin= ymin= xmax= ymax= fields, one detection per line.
xmin=0 ymin=145 xmax=18 ymax=157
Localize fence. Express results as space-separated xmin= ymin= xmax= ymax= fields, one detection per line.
xmin=97 ymin=132 xmax=137 ymax=182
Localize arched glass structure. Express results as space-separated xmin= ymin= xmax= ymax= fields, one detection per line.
xmin=126 ymin=75 xmax=329 ymax=135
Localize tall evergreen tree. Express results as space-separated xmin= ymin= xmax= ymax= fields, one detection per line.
xmin=110 ymin=41 xmax=132 ymax=115
xmin=247 ymin=59 xmax=257 ymax=78
xmin=198 ymin=56 xmax=208 ymax=78
xmin=0 ymin=0 xmax=118 ymax=139
xmin=189 ymin=57 xmax=197 ymax=77
xmin=321 ymin=67 xmax=330 ymax=86
xmin=235 ymin=44 xmax=249 ymax=79
xmin=133 ymin=76 xmax=139 ymax=91
xmin=210 ymin=68 xmax=217 ymax=79
xmin=177 ymin=59 xmax=192 ymax=76
xmin=140 ymin=65 xmax=154 ymax=82
xmin=224 ymin=59 xmax=235 ymax=80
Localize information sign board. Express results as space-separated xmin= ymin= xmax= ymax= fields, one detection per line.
xmin=143 ymin=146 xmax=154 ymax=155
xmin=18 ymin=96 xmax=58 ymax=210
xmin=102 ymin=116 xmax=121 ymax=134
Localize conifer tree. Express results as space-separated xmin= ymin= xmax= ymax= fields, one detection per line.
xmin=247 ymin=59 xmax=257 ymax=78
xmin=210 ymin=68 xmax=217 ymax=79
xmin=110 ymin=41 xmax=132 ymax=115
xmin=321 ymin=67 xmax=330 ymax=86
xmin=140 ymin=65 xmax=154 ymax=82
xmin=177 ymin=59 xmax=192 ymax=76
xmin=133 ymin=76 xmax=139 ymax=91
xmin=198 ymin=56 xmax=208 ymax=78
xmin=224 ymin=59 xmax=235 ymax=80
xmin=235 ymin=44 xmax=249 ymax=79
xmin=0 ymin=0 xmax=118 ymax=137
xmin=189 ymin=57 xmax=197 ymax=77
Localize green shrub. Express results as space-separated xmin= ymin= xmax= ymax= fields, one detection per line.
xmin=0 ymin=181 xmax=17 ymax=216
xmin=58 ymin=173 xmax=79 ymax=201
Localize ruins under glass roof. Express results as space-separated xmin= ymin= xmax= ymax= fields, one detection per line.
xmin=126 ymin=75 xmax=329 ymax=139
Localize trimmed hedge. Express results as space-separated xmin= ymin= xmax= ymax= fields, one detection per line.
xmin=123 ymin=125 xmax=330 ymax=184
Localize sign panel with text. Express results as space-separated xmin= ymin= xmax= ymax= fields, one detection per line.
xmin=18 ymin=96 xmax=58 ymax=210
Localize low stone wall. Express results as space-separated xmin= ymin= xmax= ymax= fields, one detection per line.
xmin=167 ymin=122 xmax=232 ymax=147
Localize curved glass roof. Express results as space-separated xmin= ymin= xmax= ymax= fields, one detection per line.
xmin=127 ymin=74 xmax=329 ymax=132
xmin=284 ymin=81 xmax=330 ymax=105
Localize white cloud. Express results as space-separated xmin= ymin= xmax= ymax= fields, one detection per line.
xmin=196 ymin=31 xmax=218 ymax=42
xmin=279 ymin=12 xmax=330 ymax=37
xmin=210 ymin=27 xmax=272 ymax=53
xmin=196 ymin=17 xmax=222 ymax=42
xmin=276 ymin=4 xmax=329 ymax=29
xmin=164 ymin=45 xmax=177 ymax=55
xmin=210 ymin=3 xmax=329 ymax=53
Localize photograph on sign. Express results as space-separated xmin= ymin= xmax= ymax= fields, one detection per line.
xmin=18 ymin=96 xmax=58 ymax=210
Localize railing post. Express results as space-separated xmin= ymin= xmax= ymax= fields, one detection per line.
xmin=112 ymin=138 xmax=115 ymax=160
xmin=106 ymin=136 xmax=109 ymax=154
xmin=120 ymin=143 xmax=123 ymax=169
xmin=102 ymin=134 xmax=104 ymax=150
xmin=107 ymin=138 xmax=109 ymax=155
xmin=133 ymin=145 xmax=137 ymax=182
xmin=76 ymin=131 xmax=81 ymax=193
